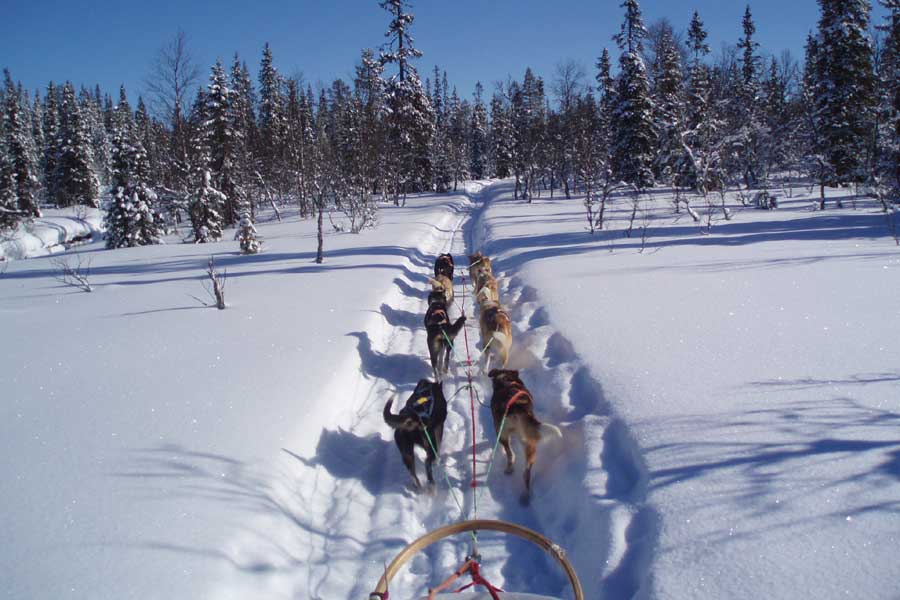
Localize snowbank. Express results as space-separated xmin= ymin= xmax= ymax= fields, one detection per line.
xmin=0 ymin=208 xmax=101 ymax=261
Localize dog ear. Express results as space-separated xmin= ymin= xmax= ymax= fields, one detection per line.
xmin=510 ymin=370 xmax=520 ymax=379
xmin=488 ymin=369 xmax=500 ymax=378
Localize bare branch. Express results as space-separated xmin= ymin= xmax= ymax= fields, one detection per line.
xmin=50 ymin=255 xmax=93 ymax=292
xmin=144 ymin=29 xmax=201 ymax=129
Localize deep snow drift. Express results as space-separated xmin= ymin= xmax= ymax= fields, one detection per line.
xmin=1 ymin=180 xmax=898 ymax=600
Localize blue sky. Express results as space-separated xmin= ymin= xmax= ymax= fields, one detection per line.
xmin=1 ymin=1 xmax=889 ymax=109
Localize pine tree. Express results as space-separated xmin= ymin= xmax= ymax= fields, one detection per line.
xmin=379 ymin=0 xmax=433 ymax=201
xmin=651 ymin=25 xmax=686 ymax=185
xmin=728 ymin=5 xmax=765 ymax=187
xmin=611 ymin=0 xmax=657 ymax=189
xmin=2 ymin=70 xmax=40 ymax=217
xmin=235 ymin=210 xmax=261 ymax=254
xmin=258 ymin=43 xmax=285 ymax=186
xmin=879 ymin=0 xmax=900 ymax=193
xmin=206 ymin=59 xmax=241 ymax=226
xmin=55 ymin=82 xmax=99 ymax=207
xmin=104 ymin=85 xmax=160 ymax=249
xmin=189 ymin=169 xmax=226 ymax=242
xmin=470 ymin=82 xmax=488 ymax=179
xmin=490 ymin=92 xmax=513 ymax=178
xmin=815 ymin=0 xmax=877 ymax=186
xmin=42 ymin=82 xmax=60 ymax=202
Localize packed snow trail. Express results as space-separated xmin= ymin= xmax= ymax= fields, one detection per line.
xmin=197 ymin=181 xmax=653 ymax=599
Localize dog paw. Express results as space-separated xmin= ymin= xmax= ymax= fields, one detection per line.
xmin=504 ymin=465 xmax=514 ymax=475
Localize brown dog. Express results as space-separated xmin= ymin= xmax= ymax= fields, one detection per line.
xmin=425 ymin=291 xmax=466 ymax=382
xmin=383 ymin=379 xmax=448 ymax=490
xmin=468 ymin=252 xmax=493 ymax=290
xmin=488 ymin=369 xmax=561 ymax=502
xmin=478 ymin=300 xmax=512 ymax=372
xmin=428 ymin=274 xmax=454 ymax=306
xmin=474 ymin=274 xmax=500 ymax=306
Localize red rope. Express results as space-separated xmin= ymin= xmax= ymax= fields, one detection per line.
xmin=455 ymin=561 xmax=504 ymax=599
xmin=459 ymin=273 xmax=478 ymax=495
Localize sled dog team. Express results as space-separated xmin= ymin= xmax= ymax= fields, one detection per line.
xmin=384 ymin=252 xmax=561 ymax=501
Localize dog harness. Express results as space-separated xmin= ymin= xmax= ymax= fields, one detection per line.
xmin=504 ymin=388 xmax=531 ymax=413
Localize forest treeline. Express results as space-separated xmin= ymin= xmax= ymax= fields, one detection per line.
xmin=1 ymin=0 xmax=898 ymax=250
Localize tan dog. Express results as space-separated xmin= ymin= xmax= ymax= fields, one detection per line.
xmin=428 ymin=274 xmax=454 ymax=305
xmin=488 ymin=369 xmax=562 ymax=503
xmin=475 ymin=274 xmax=500 ymax=307
xmin=468 ymin=252 xmax=493 ymax=290
xmin=479 ymin=300 xmax=512 ymax=372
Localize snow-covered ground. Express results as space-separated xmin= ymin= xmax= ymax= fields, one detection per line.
xmin=1 ymin=181 xmax=898 ymax=599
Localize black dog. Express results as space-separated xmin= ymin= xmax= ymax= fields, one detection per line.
xmin=434 ymin=253 xmax=455 ymax=279
xmin=383 ymin=379 xmax=448 ymax=490
xmin=425 ymin=290 xmax=466 ymax=382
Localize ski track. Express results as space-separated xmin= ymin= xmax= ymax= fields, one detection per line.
xmin=212 ymin=182 xmax=655 ymax=599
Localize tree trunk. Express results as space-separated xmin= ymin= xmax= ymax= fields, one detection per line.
xmin=315 ymin=202 xmax=324 ymax=264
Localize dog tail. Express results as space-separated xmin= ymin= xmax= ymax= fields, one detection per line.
xmin=447 ymin=315 xmax=467 ymax=338
xmin=383 ymin=396 xmax=404 ymax=429
xmin=539 ymin=422 xmax=563 ymax=441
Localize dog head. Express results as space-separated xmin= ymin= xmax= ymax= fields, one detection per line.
xmin=435 ymin=253 xmax=454 ymax=276
xmin=488 ymin=368 xmax=522 ymax=388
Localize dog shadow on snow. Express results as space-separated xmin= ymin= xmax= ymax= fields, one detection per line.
xmin=346 ymin=331 xmax=430 ymax=387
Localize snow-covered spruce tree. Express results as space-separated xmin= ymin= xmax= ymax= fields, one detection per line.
xmin=79 ymin=87 xmax=111 ymax=189
xmin=229 ymin=54 xmax=256 ymax=219
xmin=799 ymin=33 xmax=833 ymax=207
xmin=55 ymin=82 xmax=99 ymax=208
xmin=30 ymin=93 xmax=44 ymax=190
xmin=1 ymin=131 xmax=22 ymax=230
xmin=430 ymin=66 xmax=451 ymax=192
xmin=815 ymin=0 xmax=877 ymax=189
xmin=650 ymin=24 xmax=686 ymax=188
xmin=42 ymin=82 xmax=61 ymax=203
xmin=879 ymin=0 xmax=900 ymax=197
xmin=353 ymin=49 xmax=386 ymax=200
xmin=489 ymin=91 xmax=513 ymax=178
xmin=675 ymin=10 xmax=722 ymax=220
xmin=447 ymin=87 xmax=471 ymax=190
xmin=611 ymin=0 xmax=656 ymax=190
xmin=725 ymin=5 xmax=766 ymax=189
xmin=2 ymin=70 xmax=40 ymax=218
xmin=234 ymin=210 xmax=260 ymax=254
xmin=104 ymin=86 xmax=161 ymax=249
xmin=258 ymin=43 xmax=285 ymax=189
xmin=470 ymin=82 xmax=488 ymax=179
xmin=379 ymin=0 xmax=434 ymax=202
xmin=189 ymin=169 xmax=226 ymax=243
xmin=509 ymin=68 xmax=546 ymax=201
xmin=206 ymin=59 xmax=243 ymax=226
xmin=761 ymin=57 xmax=791 ymax=182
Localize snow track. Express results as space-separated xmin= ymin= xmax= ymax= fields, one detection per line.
xmin=210 ymin=182 xmax=654 ymax=599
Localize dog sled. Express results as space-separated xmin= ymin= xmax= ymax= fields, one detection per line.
xmin=368 ymin=519 xmax=583 ymax=600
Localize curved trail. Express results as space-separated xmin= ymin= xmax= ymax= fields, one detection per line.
xmin=212 ymin=181 xmax=654 ymax=599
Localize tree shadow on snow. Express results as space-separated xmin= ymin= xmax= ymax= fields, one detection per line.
xmin=642 ymin=395 xmax=900 ymax=544
xmin=114 ymin=442 xmax=409 ymax=587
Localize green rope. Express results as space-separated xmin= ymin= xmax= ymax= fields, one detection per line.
xmin=418 ymin=418 xmax=465 ymax=515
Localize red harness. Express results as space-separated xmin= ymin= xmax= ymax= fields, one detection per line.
xmin=504 ymin=387 xmax=531 ymax=413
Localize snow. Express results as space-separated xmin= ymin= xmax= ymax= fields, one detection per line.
xmin=0 ymin=207 xmax=101 ymax=260
xmin=1 ymin=181 xmax=898 ymax=599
